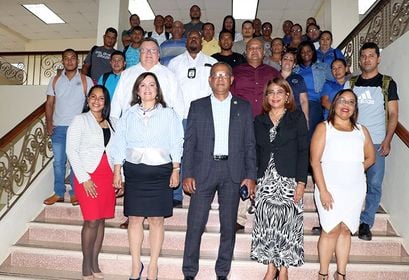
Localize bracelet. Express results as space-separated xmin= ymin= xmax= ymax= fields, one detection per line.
xmin=173 ymin=167 xmax=181 ymax=171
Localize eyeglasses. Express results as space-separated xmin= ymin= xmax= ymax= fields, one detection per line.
xmin=140 ymin=48 xmax=159 ymax=54
xmin=266 ymin=90 xmax=286 ymax=96
xmin=308 ymin=28 xmax=318 ymax=32
xmin=337 ymin=98 xmax=356 ymax=106
xmin=263 ymin=26 xmax=272 ymax=30
xmin=291 ymin=29 xmax=302 ymax=33
xmin=210 ymin=73 xmax=231 ymax=79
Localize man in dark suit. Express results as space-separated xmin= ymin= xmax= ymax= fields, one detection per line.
xmin=182 ymin=62 xmax=257 ymax=280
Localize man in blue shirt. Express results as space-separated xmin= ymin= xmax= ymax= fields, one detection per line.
xmin=124 ymin=26 xmax=144 ymax=68
xmin=97 ymin=50 xmax=125 ymax=100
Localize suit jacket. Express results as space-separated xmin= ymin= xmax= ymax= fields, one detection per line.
xmin=254 ymin=109 xmax=308 ymax=183
xmin=182 ymin=95 xmax=257 ymax=184
xmin=66 ymin=111 xmax=114 ymax=183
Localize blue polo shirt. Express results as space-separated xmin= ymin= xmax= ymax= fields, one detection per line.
xmin=321 ymin=79 xmax=345 ymax=119
xmin=124 ymin=46 xmax=140 ymax=68
xmin=286 ymin=73 xmax=307 ymax=107
xmin=97 ymin=72 xmax=121 ymax=101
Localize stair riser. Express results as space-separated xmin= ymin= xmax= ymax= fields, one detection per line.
xmin=9 ymin=249 xmax=409 ymax=280
xmin=43 ymin=206 xmax=390 ymax=233
xmin=27 ymin=226 xmax=403 ymax=257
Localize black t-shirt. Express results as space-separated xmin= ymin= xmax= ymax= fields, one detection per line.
xmin=211 ymin=52 xmax=246 ymax=68
xmin=354 ymin=73 xmax=399 ymax=101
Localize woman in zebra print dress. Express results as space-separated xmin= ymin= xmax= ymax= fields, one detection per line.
xmin=251 ymin=77 xmax=309 ymax=280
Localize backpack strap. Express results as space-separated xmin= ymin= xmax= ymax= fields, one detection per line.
xmin=381 ymin=75 xmax=392 ymax=125
xmin=52 ymin=72 xmax=62 ymax=94
xmin=80 ymin=74 xmax=88 ymax=96
xmin=349 ymin=75 xmax=358 ymax=89
xmin=102 ymin=71 xmax=112 ymax=87
xmin=147 ymin=31 xmax=153 ymax=37
xmin=165 ymin=32 xmax=170 ymax=40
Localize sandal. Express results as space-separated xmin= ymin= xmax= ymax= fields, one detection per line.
xmin=334 ymin=271 xmax=346 ymax=280
xmin=318 ymin=272 xmax=328 ymax=280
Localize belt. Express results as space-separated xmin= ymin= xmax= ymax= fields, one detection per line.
xmin=213 ymin=155 xmax=228 ymax=161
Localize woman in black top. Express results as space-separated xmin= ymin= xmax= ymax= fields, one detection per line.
xmin=251 ymin=77 xmax=309 ymax=280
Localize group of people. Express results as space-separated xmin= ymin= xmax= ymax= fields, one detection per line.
xmin=42 ymin=5 xmax=399 ymax=280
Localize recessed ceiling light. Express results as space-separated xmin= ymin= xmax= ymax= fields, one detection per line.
xmin=128 ymin=0 xmax=155 ymax=20
xmin=233 ymin=0 xmax=258 ymax=19
xmin=22 ymin=4 xmax=65 ymax=24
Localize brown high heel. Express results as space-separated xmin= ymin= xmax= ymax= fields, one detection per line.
xmin=318 ymin=272 xmax=328 ymax=280
xmin=334 ymin=271 xmax=346 ymax=280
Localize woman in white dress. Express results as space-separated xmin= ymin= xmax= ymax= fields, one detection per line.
xmin=310 ymin=89 xmax=375 ymax=280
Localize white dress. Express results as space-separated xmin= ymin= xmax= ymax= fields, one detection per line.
xmin=315 ymin=121 xmax=366 ymax=233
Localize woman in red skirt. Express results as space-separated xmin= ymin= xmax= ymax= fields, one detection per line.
xmin=67 ymin=85 xmax=116 ymax=279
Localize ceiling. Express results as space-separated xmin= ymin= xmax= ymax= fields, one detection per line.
xmin=0 ymin=0 xmax=325 ymax=51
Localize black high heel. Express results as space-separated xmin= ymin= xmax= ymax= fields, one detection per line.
xmin=318 ymin=271 xmax=328 ymax=279
xmin=334 ymin=271 xmax=346 ymax=280
xmin=129 ymin=262 xmax=144 ymax=280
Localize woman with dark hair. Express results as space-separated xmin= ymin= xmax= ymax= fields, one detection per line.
xmin=321 ymin=59 xmax=348 ymax=119
xmin=280 ymin=51 xmax=309 ymax=123
xmin=317 ymin=31 xmax=345 ymax=67
xmin=294 ymin=40 xmax=333 ymax=140
xmin=263 ymin=37 xmax=284 ymax=71
xmin=111 ymin=72 xmax=183 ymax=280
xmin=251 ymin=77 xmax=308 ymax=280
xmin=220 ymin=15 xmax=242 ymax=42
xmin=66 ymin=85 xmax=116 ymax=279
xmin=311 ymin=89 xmax=375 ymax=280
xmin=286 ymin=23 xmax=303 ymax=53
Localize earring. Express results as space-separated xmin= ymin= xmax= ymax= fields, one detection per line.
xmin=155 ymin=96 xmax=159 ymax=100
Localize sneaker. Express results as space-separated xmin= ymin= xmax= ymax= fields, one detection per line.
xmin=358 ymin=223 xmax=372 ymax=241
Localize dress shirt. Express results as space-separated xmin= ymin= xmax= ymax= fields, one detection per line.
xmin=46 ymin=70 xmax=93 ymax=126
xmin=147 ymin=30 xmax=169 ymax=46
xmin=110 ymin=104 xmax=184 ymax=165
xmin=110 ymin=63 xmax=184 ymax=125
xmin=202 ymin=38 xmax=221 ymax=56
xmin=66 ymin=111 xmax=114 ymax=183
xmin=211 ymin=93 xmax=232 ymax=155
xmin=168 ymin=51 xmax=217 ymax=118
xmin=231 ymin=63 xmax=280 ymax=117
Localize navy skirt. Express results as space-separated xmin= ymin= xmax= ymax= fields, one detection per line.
xmin=123 ymin=161 xmax=173 ymax=217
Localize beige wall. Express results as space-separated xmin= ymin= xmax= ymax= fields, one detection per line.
xmin=379 ymin=31 xmax=409 ymax=250
xmin=25 ymin=38 xmax=96 ymax=52
xmin=0 ymin=85 xmax=46 ymax=138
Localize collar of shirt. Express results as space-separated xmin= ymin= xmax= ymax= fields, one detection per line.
xmin=210 ymin=92 xmax=232 ymax=104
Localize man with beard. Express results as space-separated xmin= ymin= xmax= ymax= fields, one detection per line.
xmin=164 ymin=15 xmax=174 ymax=34
xmin=168 ymin=30 xmax=217 ymax=207
xmin=212 ymin=31 xmax=245 ymax=68
xmin=184 ymin=5 xmax=204 ymax=37
xmin=232 ymin=20 xmax=255 ymax=56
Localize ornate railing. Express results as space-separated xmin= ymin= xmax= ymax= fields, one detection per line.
xmin=0 ymin=51 xmax=88 ymax=86
xmin=0 ymin=103 xmax=53 ymax=219
xmin=338 ymin=0 xmax=409 ymax=73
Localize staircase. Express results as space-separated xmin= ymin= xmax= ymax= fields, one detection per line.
xmin=0 ymin=179 xmax=409 ymax=280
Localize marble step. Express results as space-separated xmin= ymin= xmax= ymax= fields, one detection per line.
xmin=22 ymin=221 xmax=406 ymax=258
xmin=38 ymin=203 xmax=394 ymax=234
xmin=4 ymin=246 xmax=409 ymax=280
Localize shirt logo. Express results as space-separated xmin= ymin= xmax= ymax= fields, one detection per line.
xmin=358 ymin=90 xmax=375 ymax=105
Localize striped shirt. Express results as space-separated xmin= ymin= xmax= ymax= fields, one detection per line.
xmin=110 ymin=104 xmax=184 ymax=165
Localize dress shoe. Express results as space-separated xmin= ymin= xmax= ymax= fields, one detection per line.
xmin=120 ymin=218 xmax=129 ymax=229
xmin=173 ymin=199 xmax=183 ymax=208
xmin=235 ymin=222 xmax=245 ymax=232
xmin=43 ymin=194 xmax=64 ymax=205
xmin=217 ymin=277 xmax=227 ymax=280
xmin=184 ymin=277 xmax=195 ymax=280
xmin=358 ymin=223 xmax=372 ymax=241
xmin=70 ymin=195 xmax=79 ymax=206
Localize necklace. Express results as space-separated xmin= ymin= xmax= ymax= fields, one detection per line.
xmin=269 ymin=109 xmax=286 ymax=124
xmin=140 ymin=104 xmax=156 ymax=115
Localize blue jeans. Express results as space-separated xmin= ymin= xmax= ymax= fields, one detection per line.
xmin=172 ymin=119 xmax=187 ymax=201
xmin=51 ymin=126 xmax=74 ymax=197
xmin=360 ymin=144 xmax=385 ymax=228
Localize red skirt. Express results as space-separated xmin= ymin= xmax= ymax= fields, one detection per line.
xmin=74 ymin=153 xmax=115 ymax=220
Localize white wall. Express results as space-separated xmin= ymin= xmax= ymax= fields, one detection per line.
xmin=25 ymin=38 xmax=96 ymax=52
xmin=379 ymin=31 xmax=409 ymax=250
xmin=0 ymin=165 xmax=53 ymax=263
xmin=0 ymin=85 xmax=46 ymax=138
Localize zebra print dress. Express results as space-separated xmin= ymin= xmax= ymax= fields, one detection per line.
xmin=250 ymin=124 xmax=304 ymax=268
